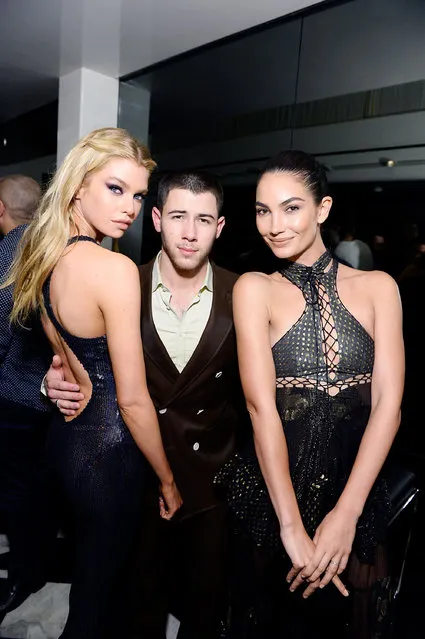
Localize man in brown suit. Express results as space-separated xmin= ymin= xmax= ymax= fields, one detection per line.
xmin=46 ymin=171 xmax=247 ymax=638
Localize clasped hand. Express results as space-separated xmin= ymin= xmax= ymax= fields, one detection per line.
xmin=282 ymin=506 xmax=357 ymax=599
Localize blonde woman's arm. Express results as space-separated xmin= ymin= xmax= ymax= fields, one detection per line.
xmin=98 ymin=252 xmax=181 ymax=518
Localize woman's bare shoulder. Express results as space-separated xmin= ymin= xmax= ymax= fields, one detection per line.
xmin=338 ymin=264 xmax=398 ymax=300
xmin=234 ymin=271 xmax=275 ymax=298
xmin=70 ymin=242 xmax=138 ymax=275
xmin=99 ymin=247 xmax=137 ymax=272
xmin=338 ymin=263 xmax=395 ymax=285
xmin=64 ymin=244 xmax=139 ymax=299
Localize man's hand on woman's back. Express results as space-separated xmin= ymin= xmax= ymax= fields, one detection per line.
xmin=45 ymin=354 xmax=85 ymax=416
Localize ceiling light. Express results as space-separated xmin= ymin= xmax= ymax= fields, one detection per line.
xmin=379 ymin=157 xmax=395 ymax=167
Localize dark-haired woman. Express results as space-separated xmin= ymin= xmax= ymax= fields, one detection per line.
xmin=216 ymin=150 xmax=404 ymax=638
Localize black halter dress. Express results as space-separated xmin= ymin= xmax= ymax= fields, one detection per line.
xmin=216 ymin=250 xmax=390 ymax=563
xmin=43 ymin=236 xmax=147 ymax=638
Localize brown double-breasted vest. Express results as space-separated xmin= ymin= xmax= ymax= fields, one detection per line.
xmin=139 ymin=259 xmax=246 ymax=518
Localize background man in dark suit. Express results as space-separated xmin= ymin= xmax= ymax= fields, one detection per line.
xmin=46 ymin=171 xmax=248 ymax=639
xmin=0 ymin=175 xmax=54 ymax=620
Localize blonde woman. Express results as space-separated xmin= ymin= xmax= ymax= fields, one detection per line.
xmin=4 ymin=128 xmax=181 ymax=638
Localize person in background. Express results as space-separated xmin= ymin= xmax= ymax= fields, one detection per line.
xmin=371 ymin=233 xmax=390 ymax=272
xmin=3 ymin=129 xmax=181 ymax=638
xmin=335 ymin=218 xmax=374 ymax=270
xmin=0 ymin=175 xmax=55 ymax=622
xmin=398 ymin=236 xmax=425 ymax=284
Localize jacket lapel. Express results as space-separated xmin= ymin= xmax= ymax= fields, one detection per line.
xmin=166 ymin=264 xmax=234 ymax=402
xmin=140 ymin=261 xmax=180 ymax=383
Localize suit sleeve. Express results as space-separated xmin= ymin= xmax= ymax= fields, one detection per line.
xmin=0 ymin=240 xmax=17 ymax=365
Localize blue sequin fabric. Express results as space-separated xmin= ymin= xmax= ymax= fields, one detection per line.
xmin=43 ymin=236 xmax=147 ymax=638
xmin=215 ymin=250 xmax=390 ymax=562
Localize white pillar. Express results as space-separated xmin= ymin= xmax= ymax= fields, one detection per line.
xmin=57 ymin=68 xmax=119 ymax=250
xmin=117 ymin=82 xmax=152 ymax=264
xmin=57 ymin=68 xmax=119 ymax=165
xmin=56 ymin=73 xmax=151 ymax=260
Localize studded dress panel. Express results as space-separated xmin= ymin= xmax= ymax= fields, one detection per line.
xmin=215 ymin=251 xmax=390 ymax=563
xmin=43 ymin=236 xmax=147 ymax=638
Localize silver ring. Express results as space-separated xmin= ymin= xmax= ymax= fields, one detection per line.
xmin=330 ymin=560 xmax=338 ymax=566
xmin=55 ymin=399 xmax=60 ymax=408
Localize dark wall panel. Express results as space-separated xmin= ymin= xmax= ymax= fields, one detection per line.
xmin=0 ymin=101 xmax=58 ymax=166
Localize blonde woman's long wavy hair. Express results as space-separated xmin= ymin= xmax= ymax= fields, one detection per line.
xmin=3 ymin=127 xmax=156 ymax=325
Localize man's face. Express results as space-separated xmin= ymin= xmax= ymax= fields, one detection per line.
xmin=152 ymin=188 xmax=225 ymax=272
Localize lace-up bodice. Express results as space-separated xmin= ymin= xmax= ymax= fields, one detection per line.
xmin=274 ymin=250 xmax=374 ymax=395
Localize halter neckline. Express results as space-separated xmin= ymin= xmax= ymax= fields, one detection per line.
xmin=278 ymin=250 xmax=334 ymax=304
xmin=67 ymin=235 xmax=99 ymax=246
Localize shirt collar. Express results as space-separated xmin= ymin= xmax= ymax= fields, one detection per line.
xmin=152 ymin=251 xmax=213 ymax=294
xmin=152 ymin=252 xmax=163 ymax=292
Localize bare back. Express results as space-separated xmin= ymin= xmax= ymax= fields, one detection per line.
xmin=43 ymin=239 xmax=113 ymax=417
xmin=42 ymin=236 xmax=146 ymax=422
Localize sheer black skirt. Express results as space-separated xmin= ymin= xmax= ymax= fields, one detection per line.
xmin=47 ymin=413 xmax=147 ymax=639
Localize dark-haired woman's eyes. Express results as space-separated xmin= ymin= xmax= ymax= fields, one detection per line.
xmin=256 ymin=208 xmax=269 ymax=216
xmin=286 ymin=205 xmax=299 ymax=213
xmin=107 ymin=184 xmax=123 ymax=195
xmin=134 ymin=193 xmax=145 ymax=202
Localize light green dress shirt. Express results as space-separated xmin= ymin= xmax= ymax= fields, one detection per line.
xmin=151 ymin=253 xmax=213 ymax=373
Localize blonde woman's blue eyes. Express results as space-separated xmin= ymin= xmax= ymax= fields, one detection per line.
xmin=107 ymin=184 xmax=144 ymax=201
xmin=107 ymin=184 xmax=123 ymax=194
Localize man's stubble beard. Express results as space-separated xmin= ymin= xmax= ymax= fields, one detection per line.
xmin=163 ymin=241 xmax=212 ymax=276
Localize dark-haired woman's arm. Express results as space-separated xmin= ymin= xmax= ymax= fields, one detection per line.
xmin=298 ymin=272 xmax=404 ymax=590
xmin=233 ymin=272 xmax=348 ymax=598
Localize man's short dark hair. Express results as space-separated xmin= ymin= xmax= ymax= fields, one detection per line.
xmin=157 ymin=171 xmax=223 ymax=212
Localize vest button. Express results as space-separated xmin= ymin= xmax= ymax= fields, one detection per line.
xmin=193 ymin=442 xmax=200 ymax=451
xmin=159 ymin=408 xmax=167 ymax=414
xmin=215 ymin=371 xmax=223 ymax=378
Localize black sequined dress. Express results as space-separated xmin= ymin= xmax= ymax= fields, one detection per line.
xmin=43 ymin=236 xmax=147 ymax=639
xmin=216 ymin=250 xmax=390 ymax=564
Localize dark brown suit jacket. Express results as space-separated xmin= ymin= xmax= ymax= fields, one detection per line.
xmin=139 ymin=259 xmax=247 ymax=519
